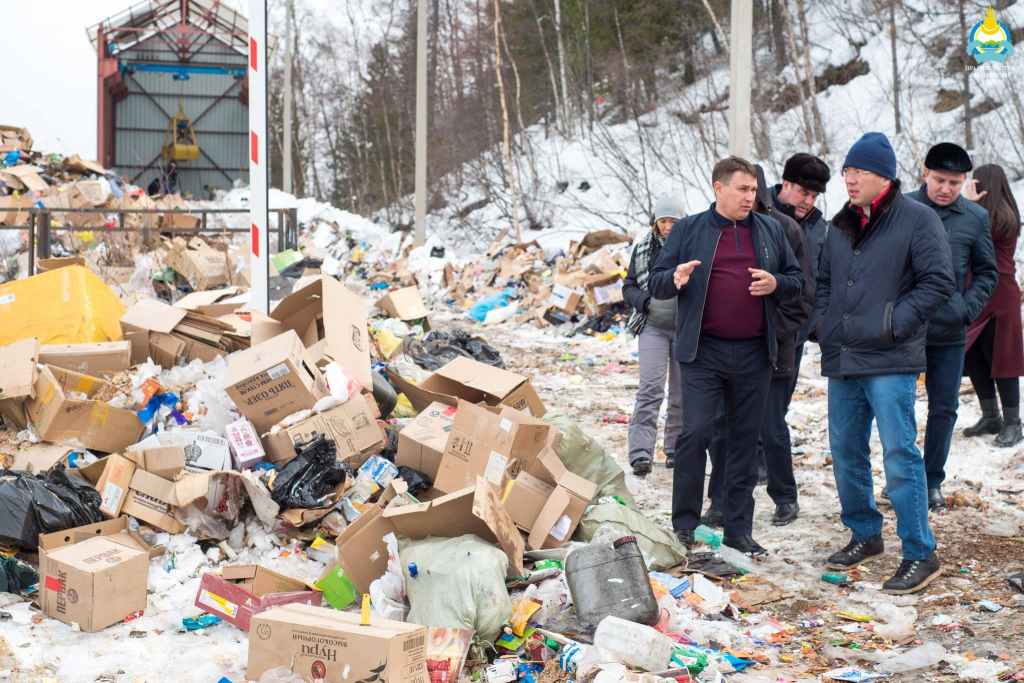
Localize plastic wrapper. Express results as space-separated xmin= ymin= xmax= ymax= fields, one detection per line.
xmin=541 ymin=412 xmax=637 ymax=508
xmin=271 ymin=434 xmax=352 ymax=509
xmin=257 ymin=666 xmax=306 ymax=683
xmin=401 ymin=535 xmax=512 ymax=661
xmin=876 ymin=642 xmax=947 ymax=674
xmin=0 ymin=468 xmax=105 ymax=549
xmin=324 ymin=362 xmax=363 ymax=401
xmin=872 ymin=602 xmax=918 ymax=640
xmin=403 ymin=330 xmax=506 ymax=371
xmin=128 ymin=253 xmax=157 ymax=299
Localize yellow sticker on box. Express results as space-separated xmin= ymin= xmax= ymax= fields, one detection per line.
xmin=198 ymin=589 xmax=238 ymax=617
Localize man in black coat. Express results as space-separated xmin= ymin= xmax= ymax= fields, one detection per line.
xmin=808 ymin=132 xmax=954 ymax=594
xmin=649 ymin=156 xmax=803 ymax=558
xmin=703 ymin=165 xmax=815 ymax=528
xmin=897 ymin=143 xmax=997 ymax=511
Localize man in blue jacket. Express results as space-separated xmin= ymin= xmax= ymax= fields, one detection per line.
xmin=896 ymin=143 xmax=997 ymax=511
xmin=809 ymin=132 xmax=955 ymax=594
xmin=649 ymin=156 xmax=803 ymax=557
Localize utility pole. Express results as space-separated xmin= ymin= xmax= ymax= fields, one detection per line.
xmin=283 ymin=0 xmax=293 ymax=194
xmin=249 ymin=0 xmax=269 ymax=314
xmin=413 ymin=0 xmax=428 ymax=246
xmin=727 ymin=0 xmax=753 ymax=159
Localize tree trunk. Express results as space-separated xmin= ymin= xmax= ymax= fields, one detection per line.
xmin=770 ymin=0 xmax=787 ymax=70
xmin=795 ymin=0 xmax=827 ymax=152
xmin=890 ymin=0 xmax=901 ymax=134
xmin=700 ymin=0 xmax=729 ymax=55
xmin=782 ymin=1 xmax=814 ymax=145
xmin=958 ymin=0 xmax=973 ymax=148
xmin=493 ymin=0 xmax=520 ymax=240
xmin=553 ymin=0 xmax=572 ymax=134
xmin=529 ymin=0 xmax=562 ymax=133
xmin=428 ymin=0 xmax=440 ymax=138
xmin=585 ymin=0 xmax=594 ymax=135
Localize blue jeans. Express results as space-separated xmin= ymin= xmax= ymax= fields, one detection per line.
xmin=924 ymin=344 xmax=966 ymax=491
xmin=829 ymin=374 xmax=936 ymax=561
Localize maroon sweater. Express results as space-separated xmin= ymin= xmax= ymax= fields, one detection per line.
xmin=700 ymin=208 xmax=765 ymax=339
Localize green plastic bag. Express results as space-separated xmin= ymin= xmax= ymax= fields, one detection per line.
xmin=400 ymin=535 xmax=512 ymax=661
xmin=575 ymin=504 xmax=687 ymax=571
xmin=541 ymin=411 xmax=637 ymax=509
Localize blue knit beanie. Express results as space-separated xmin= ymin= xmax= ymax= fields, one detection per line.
xmin=843 ymin=132 xmax=897 ymax=180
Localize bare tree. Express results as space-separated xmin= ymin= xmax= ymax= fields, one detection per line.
xmin=957 ymin=0 xmax=973 ymax=148
xmin=890 ymin=0 xmax=901 ymax=135
xmin=493 ymin=0 xmax=521 ymax=240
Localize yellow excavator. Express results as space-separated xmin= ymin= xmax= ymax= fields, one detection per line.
xmin=161 ymin=102 xmax=199 ymax=161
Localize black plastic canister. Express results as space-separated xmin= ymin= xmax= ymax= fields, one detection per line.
xmin=564 ymin=535 xmax=659 ymax=627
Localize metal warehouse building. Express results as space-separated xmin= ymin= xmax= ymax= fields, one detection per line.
xmin=89 ymin=0 xmax=251 ymax=198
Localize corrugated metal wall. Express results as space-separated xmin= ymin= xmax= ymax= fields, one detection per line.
xmin=114 ymin=34 xmax=248 ymax=198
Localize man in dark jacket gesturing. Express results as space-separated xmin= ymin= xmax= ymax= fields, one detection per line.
xmin=649 ymin=156 xmax=803 ymax=557
xmin=900 ymin=143 xmax=997 ymax=511
xmin=809 ymin=132 xmax=955 ymax=594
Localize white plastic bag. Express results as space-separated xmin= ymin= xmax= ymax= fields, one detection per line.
xmin=369 ymin=533 xmax=409 ymax=621
xmin=873 ymin=602 xmax=918 ymax=640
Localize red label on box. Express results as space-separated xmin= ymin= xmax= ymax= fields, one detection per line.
xmin=44 ymin=576 xmax=63 ymax=592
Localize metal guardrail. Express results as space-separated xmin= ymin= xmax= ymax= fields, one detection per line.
xmin=0 ymin=207 xmax=299 ymax=277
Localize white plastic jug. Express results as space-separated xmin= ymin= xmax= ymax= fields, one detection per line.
xmin=593 ymin=615 xmax=675 ymax=672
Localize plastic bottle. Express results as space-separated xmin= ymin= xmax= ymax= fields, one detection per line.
xmin=565 ymin=536 xmax=659 ymax=626
xmin=593 ymin=616 xmax=676 ymax=672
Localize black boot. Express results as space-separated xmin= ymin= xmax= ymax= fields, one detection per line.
xmin=631 ymin=457 xmax=652 ymax=476
xmin=665 ymin=453 xmax=675 ymax=469
xmin=827 ymin=534 xmax=885 ymax=570
xmin=675 ymin=529 xmax=694 ymax=551
xmin=928 ymin=488 xmax=946 ymax=511
xmin=963 ymin=399 xmax=1002 ymax=437
xmin=700 ymin=504 xmax=723 ymax=528
xmin=882 ymin=553 xmax=943 ymax=594
xmin=723 ymin=535 xmax=768 ymax=559
xmin=772 ymin=502 xmax=799 ymax=526
xmin=995 ymin=406 xmax=1023 ymax=447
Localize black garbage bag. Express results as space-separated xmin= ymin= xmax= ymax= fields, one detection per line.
xmin=570 ymin=303 xmax=631 ymax=337
xmin=397 ymin=466 xmax=431 ymax=495
xmin=379 ymin=425 xmax=399 ymax=461
xmin=0 ymin=468 xmax=105 ymax=549
xmin=278 ymin=258 xmax=324 ymax=279
xmin=0 ymin=554 xmax=39 ymax=594
xmin=403 ymin=330 xmax=505 ymax=371
xmin=270 ymin=434 xmax=353 ymax=509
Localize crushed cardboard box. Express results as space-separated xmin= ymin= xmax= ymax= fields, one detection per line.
xmin=385 ymin=356 xmax=546 ymax=417
xmin=195 ymin=565 xmax=322 ymax=631
xmin=262 ymin=394 xmax=383 ymax=465
xmin=23 ymin=365 xmax=144 ymax=453
xmin=376 ymin=286 xmax=430 ymax=326
xmin=334 ymin=477 xmax=525 ymax=596
xmin=38 ymin=341 xmax=131 ymax=379
xmin=121 ymin=298 xmax=243 ymax=367
xmin=251 ymin=276 xmax=372 ymax=390
xmin=432 ymin=400 xmax=551 ymax=495
xmin=396 ymin=401 xmax=456 ymax=482
xmin=224 ymin=330 xmax=330 ymax=435
xmin=0 ymin=338 xmax=40 ymax=430
xmin=165 ymin=237 xmax=230 ymax=291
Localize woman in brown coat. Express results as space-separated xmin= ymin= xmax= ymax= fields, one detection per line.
xmin=962 ymin=164 xmax=1024 ymax=447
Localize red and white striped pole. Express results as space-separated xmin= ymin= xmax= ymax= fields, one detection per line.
xmin=248 ymin=0 xmax=269 ymax=314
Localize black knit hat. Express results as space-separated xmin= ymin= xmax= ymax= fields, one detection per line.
xmin=924 ymin=142 xmax=972 ymax=173
xmin=782 ymin=153 xmax=831 ymax=193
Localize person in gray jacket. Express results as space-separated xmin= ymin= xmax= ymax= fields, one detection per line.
xmin=623 ymin=193 xmax=686 ymax=476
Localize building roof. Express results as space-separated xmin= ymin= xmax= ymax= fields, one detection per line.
xmin=87 ymin=0 xmax=250 ymax=59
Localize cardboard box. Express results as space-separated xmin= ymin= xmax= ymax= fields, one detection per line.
xmin=172 ymin=287 xmax=243 ymax=318
xmin=36 ymin=257 xmax=88 ymax=272
xmin=570 ymin=229 xmax=631 ymax=259
xmin=4 ymin=442 xmax=76 ymax=473
xmin=166 ymin=237 xmax=229 ymax=291
xmin=23 ymin=365 xmax=145 ymax=454
xmin=80 ymin=453 xmax=137 ymax=517
xmin=251 ymin=276 xmax=372 ymax=390
xmin=38 ymin=341 xmax=132 ymax=379
xmin=195 ymin=565 xmax=322 ymax=631
xmin=0 ymin=338 xmax=39 ymax=430
xmin=376 ymin=286 xmax=430 ymax=324
xmin=225 ymin=417 xmax=265 ymax=470
xmin=120 ymin=469 xmax=212 ymax=534
xmin=548 ymin=284 xmax=583 ymax=314
xmin=0 ymin=125 xmax=33 ymax=152
xmin=120 ymin=299 xmax=234 ymax=367
xmin=224 ymin=330 xmax=330 ymax=434
xmin=396 ymin=401 xmax=456 ymax=482
xmin=262 ymin=394 xmax=383 ymax=465
xmin=129 ymin=432 xmax=230 ymax=473
xmin=503 ymin=447 xmax=597 ymax=550
xmin=432 ymin=400 xmax=552 ymax=495
xmin=335 ymin=478 xmax=525 ymax=596
xmin=385 ymin=356 xmax=546 ymax=417
xmin=247 ymin=604 xmax=428 ymax=683
xmin=38 ymin=522 xmax=149 ymax=632
xmin=127 ymin=445 xmax=187 ymax=479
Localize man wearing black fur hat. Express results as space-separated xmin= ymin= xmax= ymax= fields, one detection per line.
xmin=771 ymin=153 xmax=830 ymax=280
xmin=889 ymin=143 xmax=998 ymax=511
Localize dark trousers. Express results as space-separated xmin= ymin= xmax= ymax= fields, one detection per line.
xmin=924 ymin=344 xmax=965 ymax=491
xmin=673 ymin=335 xmax=771 ymax=536
xmin=708 ymin=342 xmax=803 ymax=508
xmin=964 ymin=319 xmax=1021 ymax=407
